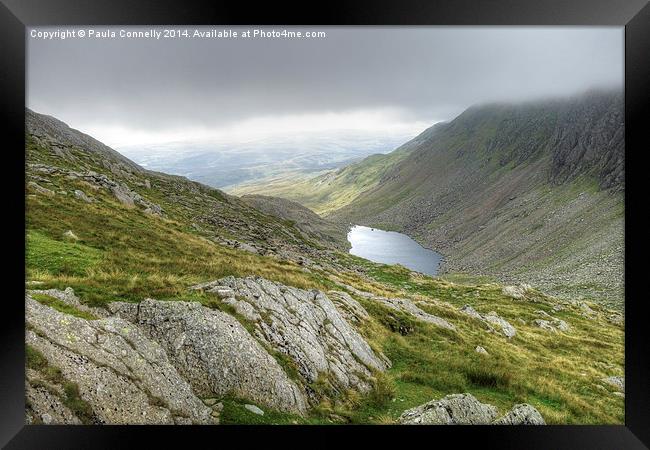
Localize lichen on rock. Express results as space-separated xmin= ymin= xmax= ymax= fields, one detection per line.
xmin=202 ymin=276 xmax=390 ymax=397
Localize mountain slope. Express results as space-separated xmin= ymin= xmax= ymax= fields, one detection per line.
xmin=337 ymin=91 xmax=625 ymax=307
xmin=263 ymin=90 xmax=625 ymax=307
xmin=240 ymin=194 xmax=349 ymax=250
xmin=24 ymin=107 xmax=624 ymax=425
xmin=26 ymin=109 xmax=359 ymax=277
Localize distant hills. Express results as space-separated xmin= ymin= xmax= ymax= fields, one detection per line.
xmin=119 ymin=131 xmax=413 ymax=189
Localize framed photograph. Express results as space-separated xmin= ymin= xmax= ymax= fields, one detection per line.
xmin=1 ymin=0 xmax=648 ymax=448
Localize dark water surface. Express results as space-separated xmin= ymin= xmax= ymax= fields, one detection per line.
xmin=347 ymin=225 xmax=442 ymax=276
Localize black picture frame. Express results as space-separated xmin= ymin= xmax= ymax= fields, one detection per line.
xmin=1 ymin=1 xmax=648 ymax=448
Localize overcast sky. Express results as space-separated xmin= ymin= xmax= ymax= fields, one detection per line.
xmin=27 ymin=26 xmax=623 ymax=149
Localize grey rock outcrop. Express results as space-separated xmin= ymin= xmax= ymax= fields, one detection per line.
xmin=327 ymin=290 xmax=370 ymax=323
xmin=475 ymin=346 xmax=489 ymax=355
xmin=483 ymin=311 xmax=517 ymax=338
xmin=109 ymin=298 xmax=308 ymax=415
xmin=28 ymin=181 xmax=54 ymax=196
xmin=332 ymin=283 xmax=454 ymax=331
xmin=235 ymin=241 xmax=259 ymax=254
xmin=579 ymin=302 xmax=598 ymax=319
xmin=74 ymin=189 xmax=92 ymax=203
xmin=26 ymin=295 xmax=213 ymax=424
xmin=602 ymin=376 xmax=624 ymax=393
xmin=374 ymin=297 xmax=456 ymax=331
xmin=111 ymin=185 xmax=134 ymax=206
xmin=607 ymin=313 xmax=623 ymax=326
xmin=26 ymin=374 xmax=82 ymax=425
xmin=533 ymin=317 xmax=570 ymax=333
xmin=83 ymin=173 xmax=163 ymax=215
xmin=398 ymin=393 xmax=499 ymax=425
xmin=460 ymin=305 xmax=516 ymax=338
xmin=502 ymin=284 xmax=532 ymax=300
xmin=493 ymin=403 xmax=546 ymax=425
xmin=398 ymin=393 xmax=545 ymax=425
xmin=460 ymin=304 xmax=484 ymax=321
xmin=203 ymin=276 xmax=390 ymax=396
xmin=30 ymin=162 xmax=164 ymax=216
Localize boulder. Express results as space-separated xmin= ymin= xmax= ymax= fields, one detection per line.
xmin=475 ymin=346 xmax=489 ymax=355
xmin=236 ymin=242 xmax=259 ymax=254
xmin=579 ymin=302 xmax=598 ymax=319
xmin=25 ymin=295 xmax=213 ymax=424
xmin=502 ymin=284 xmax=530 ymax=299
xmin=244 ymin=404 xmax=264 ymax=415
xmin=493 ymin=404 xmax=546 ymax=425
xmin=213 ymin=276 xmax=390 ymax=395
xmin=554 ymin=319 xmax=570 ymax=332
xmin=190 ymin=282 xmax=235 ymax=299
xmin=602 ymin=376 xmax=624 ymax=393
xmin=375 ymin=297 xmax=456 ymax=331
xmin=533 ymin=317 xmax=570 ymax=333
xmin=399 ymin=393 xmax=545 ymax=425
xmin=398 ymin=393 xmax=499 ymax=425
xmin=607 ymin=314 xmax=623 ymax=326
xmin=533 ymin=319 xmax=557 ymax=332
xmin=63 ymin=230 xmax=79 ymax=241
xmin=461 ymin=305 xmax=516 ymax=339
xmin=484 ymin=311 xmax=517 ymax=339
xmin=111 ymin=185 xmax=135 ymax=207
xmin=74 ymin=189 xmax=92 ymax=203
xmin=460 ymin=304 xmax=484 ymax=321
xmin=108 ymin=298 xmax=308 ymax=415
xmin=28 ymin=181 xmax=54 ymax=196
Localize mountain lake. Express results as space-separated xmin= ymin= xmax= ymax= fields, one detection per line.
xmin=347 ymin=225 xmax=443 ymax=276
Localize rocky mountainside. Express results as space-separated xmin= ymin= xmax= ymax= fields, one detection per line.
xmin=25 ymin=108 xmax=353 ymax=272
xmin=253 ymin=90 xmax=624 ymax=307
xmin=25 ymin=108 xmax=624 ymax=425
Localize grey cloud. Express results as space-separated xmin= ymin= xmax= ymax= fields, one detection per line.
xmin=27 ymin=26 xmax=623 ymax=131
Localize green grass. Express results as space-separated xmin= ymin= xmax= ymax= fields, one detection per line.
xmin=26 ymin=176 xmax=327 ymax=306
xmin=218 ymin=397 xmax=316 ymax=425
xmin=30 ymin=292 xmax=98 ymax=320
xmin=26 ymin=231 xmax=102 ymax=277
